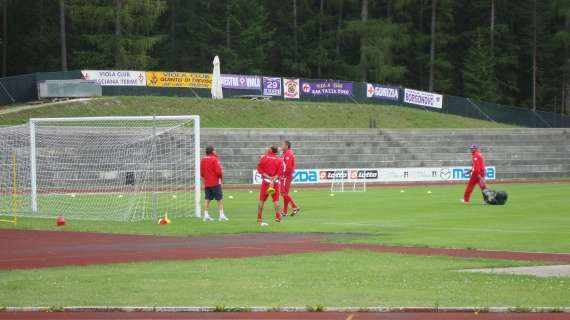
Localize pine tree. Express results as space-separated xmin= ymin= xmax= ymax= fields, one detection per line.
xmin=343 ymin=0 xmax=410 ymax=83
xmin=219 ymin=0 xmax=274 ymax=74
xmin=462 ymin=29 xmax=498 ymax=101
xmin=68 ymin=0 xmax=165 ymax=69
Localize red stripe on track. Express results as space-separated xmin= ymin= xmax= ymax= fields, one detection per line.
xmin=1 ymin=230 xmax=569 ymax=270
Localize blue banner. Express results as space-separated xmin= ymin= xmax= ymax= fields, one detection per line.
xmin=301 ymin=80 xmax=353 ymax=97
xmin=221 ymin=74 xmax=261 ymax=90
xmin=262 ymin=77 xmax=282 ymax=96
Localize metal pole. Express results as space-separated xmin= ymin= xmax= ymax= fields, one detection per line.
xmin=194 ymin=117 xmax=201 ymax=217
xmin=29 ymin=120 xmax=38 ymax=212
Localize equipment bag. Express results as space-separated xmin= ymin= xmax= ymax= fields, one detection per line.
xmin=482 ymin=188 xmax=508 ymax=205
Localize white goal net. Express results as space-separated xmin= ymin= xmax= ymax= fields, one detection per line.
xmin=0 ymin=116 xmax=201 ymax=221
xmin=330 ymin=169 xmax=366 ymax=193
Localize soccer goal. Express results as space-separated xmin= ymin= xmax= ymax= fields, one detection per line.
xmin=0 ymin=116 xmax=201 ymax=221
xmin=329 ymin=169 xmax=366 ymax=193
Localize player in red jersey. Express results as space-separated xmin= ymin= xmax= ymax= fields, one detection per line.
xmin=462 ymin=144 xmax=488 ymax=203
xmin=280 ymin=140 xmax=300 ymax=217
xmin=256 ymin=145 xmax=284 ymax=224
xmin=200 ymin=145 xmax=228 ymax=221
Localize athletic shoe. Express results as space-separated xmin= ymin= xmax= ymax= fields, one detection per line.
xmin=280 ymin=211 xmax=288 ymax=217
xmin=275 ymin=217 xmax=281 ymax=223
xmin=291 ymin=207 xmax=301 ymax=216
xmin=460 ymin=199 xmax=469 ymax=204
xmin=219 ymin=214 xmax=229 ymax=221
xmin=203 ymin=214 xmax=214 ymax=221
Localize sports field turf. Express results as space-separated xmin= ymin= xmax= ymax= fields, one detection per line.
xmin=2 ymin=251 xmax=569 ymax=308
xmin=1 ymin=182 xmax=569 ymax=308
xmin=3 ymin=183 xmax=569 ymax=252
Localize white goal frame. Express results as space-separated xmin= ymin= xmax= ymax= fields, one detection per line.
xmin=330 ymin=169 xmax=367 ymax=193
xmin=28 ymin=115 xmax=201 ymax=218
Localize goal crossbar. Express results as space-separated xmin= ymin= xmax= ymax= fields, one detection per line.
xmin=29 ymin=115 xmax=200 ymax=123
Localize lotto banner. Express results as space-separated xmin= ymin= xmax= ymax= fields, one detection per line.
xmin=403 ymin=88 xmax=443 ymax=109
xmin=221 ymin=74 xmax=261 ymax=90
xmin=366 ymin=83 xmax=400 ymax=101
xmin=300 ymin=80 xmax=353 ymax=97
xmin=81 ymin=70 xmax=146 ymax=86
xmin=283 ymin=78 xmax=300 ymax=99
xmin=252 ymin=167 xmax=496 ymax=184
xmin=146 ymin=71 xmax=212 ymax=88
xmin=262 ymin=77 xmax=282 ymax=96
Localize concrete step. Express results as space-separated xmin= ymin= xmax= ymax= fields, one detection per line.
xmin=203 ymin=141 xmax=570 ymax=150
xmin=210 ymin=145 xmax=570 ymax=156
xmin=214 ymin=153 xmax=569 ymax=164
xmin=202 ymin=128 xmax=570 ymax=136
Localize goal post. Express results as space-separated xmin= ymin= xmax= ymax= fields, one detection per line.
xmin=330 ymin=169 xmax=366 ymax=193
xmin=26 ymin=115 xmax=201 ymax=221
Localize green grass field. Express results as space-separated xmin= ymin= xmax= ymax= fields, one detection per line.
xmin=2 ymin=182 xmax=570 ymax=308
xmin=2 ymin=251 xmax=569 ymax=308
xmin=4 ymin=183 xmax=569 ymax=252
xmin=0 ymin=96 xmax=514 ymax=128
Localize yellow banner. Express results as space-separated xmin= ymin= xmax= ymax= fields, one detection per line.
xmin=146 ymin=71 xmax=212 ymax=88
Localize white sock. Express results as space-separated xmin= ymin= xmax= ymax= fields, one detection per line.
xmin=219 ymin=210 xmax=225 ymax=217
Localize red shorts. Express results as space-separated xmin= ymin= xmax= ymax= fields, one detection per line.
xmin=280 ymin=176 xmax=293 ymax=194
xmin=260 ymin=180 xmax=280 ymax=202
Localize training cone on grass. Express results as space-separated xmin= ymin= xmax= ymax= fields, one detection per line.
xmin=158 ymin=212 xmax=171 ymax=225
xmin=56 ymin=216 xmax=66 ymax=226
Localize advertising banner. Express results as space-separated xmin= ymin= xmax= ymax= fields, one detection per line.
xmin=146 ymin=71 xmax=212 ymax=88
xmin=221 ymin=74 xmax=261 ymax=90
xmin=366 ymin=83 xmax=400 ymax=101
xmin=252 ymin=166 xmax=496 ymax=184
xmin=283 ymin=78 xmax=300 ymax=99
xmin=300 ymin=80 xmax=353 ymax=97
xmin=253 ymin=169 xmax=319 ymax=185
xmin=262 ymin=77 xmax=282 ymax=96
xmin=403 ymin=88 xmax=443 ymax=109
xmin=81 ymin=70 xmax=146 ymax=86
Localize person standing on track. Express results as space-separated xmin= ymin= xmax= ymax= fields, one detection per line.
xmin=280 ymin=140 xmax=300 ymax=217
xmin=200 ymin=145 xmax=229 ymax=221
xmin=462 ymin=144 xmax=487 ymax=203
xmin=256 ymin=145 xmax=284 ymax=224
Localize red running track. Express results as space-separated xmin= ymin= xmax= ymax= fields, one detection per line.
xmin=1 ymin=229 xmax=570 ymax=270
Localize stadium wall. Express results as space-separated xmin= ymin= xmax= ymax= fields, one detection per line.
xmin=0 ymin=126 xmax=567 ymax=192
xmin=202 ymin=128 xmax=570 ymax=184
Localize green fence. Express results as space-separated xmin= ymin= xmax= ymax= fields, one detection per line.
xmin=1 ymin=70 xmax=569 ymax=128
xmin=0 ymin=73 xmax=37 ymax=105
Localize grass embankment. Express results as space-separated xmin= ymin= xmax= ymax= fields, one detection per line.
xmin=0 ymin=96 xmax=514 ymax=128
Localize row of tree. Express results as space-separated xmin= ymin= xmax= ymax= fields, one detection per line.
xmin=1 ymin=0 xmax=569 ymax=113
